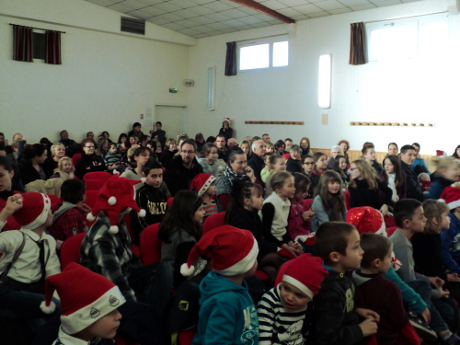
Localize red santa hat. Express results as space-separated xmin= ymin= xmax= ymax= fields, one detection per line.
xmin=222 ymin=117 xmax=230 ymax=124
xmin=436 ymin=150 xmax=447 ymax=157
xmin=282 ymin=254 xmax=327 ymax=299
xmin=440 ymin=186 xmax=460 ymax=210
xmin=40 ymin=262 xmax=125 ymax=335
xmin=181 ymin=225 xmax=258 ymax=276
xmin=190 ymin=173 xmax=216 ymax=197
xmin=14 ymin=192 xmax=51 ymax=229
xmin=86 ymin=174 xmax=146 ymax=234
xmin=346 ymin=207 xmax=386 ymax=236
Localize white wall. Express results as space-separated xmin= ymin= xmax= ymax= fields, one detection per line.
xmin=0 ymin=0 xmax=194 ymax=143
xmin=187 ymin=0 xmax=459 ymax=155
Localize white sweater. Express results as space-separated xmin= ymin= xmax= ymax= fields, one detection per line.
xmin=261 ymin=193 xmax=291 ymax=241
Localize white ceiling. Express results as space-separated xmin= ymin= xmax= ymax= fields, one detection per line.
xmin=85 ymin=0 xmax=424 ymax=39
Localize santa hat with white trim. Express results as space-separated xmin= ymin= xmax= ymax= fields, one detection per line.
xmin=86 ymin=174 xmax=146 ymax=234
xmin=40 ymin=262 xmax=125 ymax=335
xmin=14 ymin=192 xmax=51 ymax=229
xmin=181 ymin=225 xmax=258 ymax=276
xmin=440 ymin=186 xmax=460 ymax=210
xmin=282 ymin=254 xmax=328 ymax=299
xmin=190 ymin=173 xmax=216 ymax=197
xmin=346 ymin=207 xmax=386 ymax=236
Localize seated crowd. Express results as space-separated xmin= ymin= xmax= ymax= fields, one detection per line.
xmin=2 ymin=118 xmax=460 ymax=345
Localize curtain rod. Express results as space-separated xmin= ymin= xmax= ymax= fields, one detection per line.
xmin=364 ymin=11 xmax=448 ymax=24
xmin=9 ymin=23 xmax=66 ymax=34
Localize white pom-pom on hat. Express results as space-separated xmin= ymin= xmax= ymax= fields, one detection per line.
xmin=87 ymin=213 xmax=96 ymax=222
xmin=141 ymin=177 xmax=146 ymax=183
xmin=109 ymin=225 xmax=119 ymax=234
xmin=138 ymin=209 xmax=146 ymax=218
xmin=180 ymin=263 xmax=195 ymax=276
xmin=108 ymin=196 xmax=117 ymax=206
xmin=40 ymin=300 xmax=56 ymax=314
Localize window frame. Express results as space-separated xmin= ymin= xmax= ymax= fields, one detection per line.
xmin=238 ymin=35 xmax=289 ymax=72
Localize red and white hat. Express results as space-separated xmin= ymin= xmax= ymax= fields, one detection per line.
xmin=14 ymin=192 xmax=51 ymax=229
xmin=190 ymin=173 xmax=216 ymax=197
xmin=181 ymin=225 xmax=258 ymax=276
xmin=346 ymin=207 xmax=386 ymax=236
xmin=440 ymin=186 xmax=460 ymax=210
xmin=86 ymin=174 xmax=146 ymax=234
xmin=40 ymin=262 xmax=125 ymax=335
xmin=282 ymin=254 xmax=328 ymax=299
xmin=222 ymin=118 xmax=230 ymax=124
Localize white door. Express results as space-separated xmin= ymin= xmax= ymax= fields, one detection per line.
xmin=154 ymin=105 xmax=187 ymax=141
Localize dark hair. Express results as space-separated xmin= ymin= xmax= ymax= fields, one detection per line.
xmin=394 ymin=198 xmax=422 ymax=228
xmin=40 ymin=137 xmax=51 ymax=145
xmin=117 ymin=133 xmax=128 ymax=144
xmin=316 ymin=222 xmax=357 ymax=265
xmin=270 ymin=171 xmax=293 ymax=193
xmin=412 ymin=142 xmax=420 ymax=149
xmin=360 ymin=233 xmax=392 ymax=269
xmin=142 ymin=159 xmax=163 ymax=175
xmin=453 ymin=145 xmax=460 ymax=158
xmin=23 ymin=143 xmax=46 ymax=160
xmin=216 ymin=134 xmax=226 ymax=141
xmin=158 ymin=190 xmax=203 ymax=243
xmin=338 ymin=140 xmax=350 ymax=150
xmin=361 ymin=142 xmax=374 ymax=156
xmin=181 ymin=138 xmax=197 ymax=151
xmin=61 ymin=179 xmax=86 ymax=204
xmin=333 ymin=155 xmax=347 ymax=174
xmin=195 ymin=133 xmax=204 ymax=141
xmin=200 ymin=143 xmax=217 ymax=158
xmin=101 ymin=131 xmax=109 ymax=138
xmin=388 ymin=142 xmax=398 ymax=150
xmin=381 ymin=155 xmax=404 ymax=189
xmin=156 ymin=121 xmax=162 ymax=126
xmin=285 ymin=138 xmax=293 ymax=142
xmin=0 ymin=156 xmax=13 ymax=172
xmin=274 ymin=140 xmax=285 ymax=151
xmin=225 ymin=182 xmax=263 ymax=224
xmin=252 ymin=136 xmax=261 ymax=141
xmin=60 ymin=130 xmax=68 ymax=137
xmin=87 ymin=131 xmax=93 ymax=136
xmin=133 ymin=147 xmax=151 ymax=162
xmin=109 ymin=142 xmax=117 ymax=149
xmin=133 ymin=122 xmax=141 ymax=128
xmin=227 ymin=148 xmax=245 ymax=163
xmin=314 ymin=170 xmax=346 ymax=217
xmin=293 ymin=172 xmax=310 ymax=194
xmin=205 ymin=136 xmax=216 ymax=143
xmin=80 ymin=139 xmax=96 ymax=150
xmin=140 ymin=135 xmax=149 ymax=142
xmin=400 ymin=145 xmax=416 ymax=154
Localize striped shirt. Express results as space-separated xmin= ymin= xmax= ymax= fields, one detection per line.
xmin=203 ymin=198 xmax=217 ymax=219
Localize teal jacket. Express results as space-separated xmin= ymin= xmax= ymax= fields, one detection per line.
xmin=192 ymin=271 xmax=259 ymax=345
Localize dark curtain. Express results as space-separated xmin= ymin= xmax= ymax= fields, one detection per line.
xmin=45 ymin=30 xmax=62 ymax=65
xmin=349 ymin=22 xmax=366 ymax=65
xmin=12 ymin=25 xmax=33 ymax=62
xmin=225 ymin=41 xmax=237 ymax=76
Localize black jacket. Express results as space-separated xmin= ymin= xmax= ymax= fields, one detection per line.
xmin=247 ymin=154 xmax=265 ymax=187
xmin=286 ymin=157 xmax=302 ymax=173
xmin=401 ymin=161 xmax=425 ymax=202
xmin=348 ymin=178 xmax=392 ymax=210
xmin=412 ymin=232 xmax=449 ymax=280
xmin=163 ymin=155 xmax=203 ymax=196
xmin=303 ymin=172 xmax=320 ymax=199
xmin=75 ymin=154 xmax=106 ymax=178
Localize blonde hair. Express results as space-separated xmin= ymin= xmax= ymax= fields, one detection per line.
xmin=50 ymin=143 xmax=65 ymax=157
xmin=431 ymin=156 xmax=456 ymax=172
xmin=57 ymin=157 xmax=74 ymax=172
xmin=423 ymin=199 xmax=450 ymax=234
xmin=239 ymin=140 xmax=253 ymax=156
xmin=127 ymin=145 xmax=140 ymax=164
xmin=349 ymin=159 xmax=379 ymax=190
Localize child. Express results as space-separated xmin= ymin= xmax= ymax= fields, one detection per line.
xmin=419 ymin=173 xmax=432 ymax=196
xmin=311 ymin=171 xmax=347 ymax=232
xmin=265 ymin=141 xmax=274 ymax=153
xmin=131 ymin=159 xmax=169 ymax=244
xmin=197 ymin=143 xmax=226 ymax=181
xmin=361 ymin=142 xmax=383 ymax=175
xmin=301 ymin=155 xmax=319 ymax=198
xmin=262 ymin=154 xmax=286 ymax=196
xmin=105 ymin=142 xmax=122 ymax=173
xmin=288 ymin=173 xmax=314 ymax=248
xmin=440 ymin=187 xmax=460 ymax=274
xmin=333 ymin=154 xmax=349 ymax=187
xmin=190 ymin=173 xmax=217 ymax=220
xmin=180 ymin=226 xmax=260 ymax=345
xmin=261 ymin=171 xmax=302 ymax=258
xmin=261 ymin=152 xmax=274 ymax=180
xmin=239 ymin=140 xmax=252 ymax=159
xmin=286 ymin=144 xmax=302 ymax=174
xmin=41 ymin=262 xmax=125 ymax=344
xmin=0 ymin=193 xmax=61 ymax=340
xmin=391 ymin=198 xmax=460 ymax=343
xmin=312 ymin=152 xmax=327 ymax=176
xmin=380 ymin=154 xmax=407 ymax=204
xmin=158 ymin=190 xmax=205 ymax=288
xmin=48 ymin=179 xmax=88 ymax=248
xmin=312 ymin=222 xmax=379 ymax=345
xmin=161 ymin=138 xmax=178 ymax=167
xmin=226 ymin=182 xmax=284 ymax=283
xmin=258 ymin=254 xmax=328 ymax=345
xmin=50 ymin=157 xmax=75 ymax=180
xmin=353 ymin=233 xmax=416 ymax=345
xmin=429 ymin=157 xmax=460 ymax=199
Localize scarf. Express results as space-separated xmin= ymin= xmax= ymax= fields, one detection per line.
xmin=216 ymin=165 xmax=250 ymax=196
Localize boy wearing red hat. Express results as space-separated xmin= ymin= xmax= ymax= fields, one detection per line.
xmin=257 ymin=254 xmax=328 ymax=345
xmin=181 ymin=225 xmax=259 ymax=345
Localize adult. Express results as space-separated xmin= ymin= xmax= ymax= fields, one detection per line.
xmin=59 ymin=130 xmax=79 ymax=157
xmin=12 ymin=133 xmax=22 ymax=141
xmin=95 ymin=138 xmax=109 ymax=158
xmin=326 ymin=145 xmax=343 ymax=170
xmin=262 ymin=133 xmax=271 ymax=143
xmin=128 ymin=122 xmax=144 ymax=139
xmin=299 ymin=137 xmax=313 ymax=156
xmin=247 ymin=140 xmax=266 ymax=187
xmin=195 ymin=132 xmax=205 ymax=153
xmin=163 ymin=139 xmax=203 ymax=196
xmin=75 ymin=139 xmax=106 ymax=178
xmin=388 ymin=142 xmax=399 ymax=156
xmin=285 ymin=138 xmax=293 ymax=153
xmin=338 ymin=139 xmax=350 ymax=165
xmin=400 ymin=144 xmax=425 ymax=202
xmin=245 ymin=136 xmax=253 ymax=144
xmin=411 ymin=142 xmax=429 ymax=175
xmin=19 ymin=144 xmax=47 ymax=187
xmin=217 ymin=118 xmax=233 ymax=141
xmin=227 ymin=138 xmax=238 ymax=149
xmin=151 ymin=121 xmax=166 ymax=148
xmin=452 ymin=144 xmax=460 ymax=161
xmin=86 ymin=131 xmax=95 ymax=141
xmin=215 ymin=148 xmax=256 ymax=212
xmin=43 ymin=143 xmax=66 ymax=178
xmin=239 ymin=140 xmax=252 ymax=159
xmin=215 ymin=135 xmax=228 ymax=162
xmin=101 ymin=131 xmax=112 ymax=143
xmin=0 ymin=156 xmax=23 ymax=230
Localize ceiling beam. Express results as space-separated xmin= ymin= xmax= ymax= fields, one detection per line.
xmin=229 ymin=0 xmax=295 ymax=24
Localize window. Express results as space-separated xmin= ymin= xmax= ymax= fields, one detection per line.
xmin=366 ymin=14 xmax=448 ymax=62
xmin=33 ymin=32 xmax=46 ymax=60
xmin=239 ymin=36 xmax=289 ymax=71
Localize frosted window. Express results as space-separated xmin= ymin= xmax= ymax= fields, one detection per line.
xmin=273 ymin=41 xmax=289 ymax=67
xmin=240 ymin=44 xmax=269 ymax=70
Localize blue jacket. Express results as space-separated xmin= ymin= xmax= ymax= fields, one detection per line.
xmin=193 ymin=271 xmax=259 ymax=345
xmin=440 ymin=213 xmax=460 ymax=274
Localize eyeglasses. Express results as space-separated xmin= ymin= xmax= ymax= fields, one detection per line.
xmin=85 ymin=146 xmax=95 ymax=149
xmin=181 ymin=150 xmax=195 ymax=154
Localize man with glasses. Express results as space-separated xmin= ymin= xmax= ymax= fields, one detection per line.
xmin=164 ymin=138 xmax=203 ymax=196
xmin=248 ymin=140 xmax=267 ymax=187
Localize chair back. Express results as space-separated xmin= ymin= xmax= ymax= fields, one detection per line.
xmin=84 ymin=171 xmax=112 ymax=181
xmin=202 ymin=212 xmax=226 ymax=234
xmin=139 ymin=223 xmax=162 ymax=266
xmin=60 ymin=233 xmax=86 ymax=269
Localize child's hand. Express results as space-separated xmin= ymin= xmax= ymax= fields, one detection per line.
xmin=302 ymin=209 xmax=314 ymax=221
xmin=291 ymin=242 xmax=303 ymax=255
xmin=447 ymin=273 xmax=460 ymax=282
xmin=4 ymin=195 xmax=23 ymax=214
xmin=428 ymin=276 xmax=444 ymax=288
xmin=281 ymin=244 xmax=299 ymax=258
xmin=421 ymin=308 xmax=431 ymax=324
xmin=440 ymin=289 xmax=450 ymax=299
xmin=359 ymin=318 xmax=378 ymax=337
xmin=356 ymin=308 xmax=380 ymax=323
xmin=81 ymin=203 xmax=91 ymax=214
